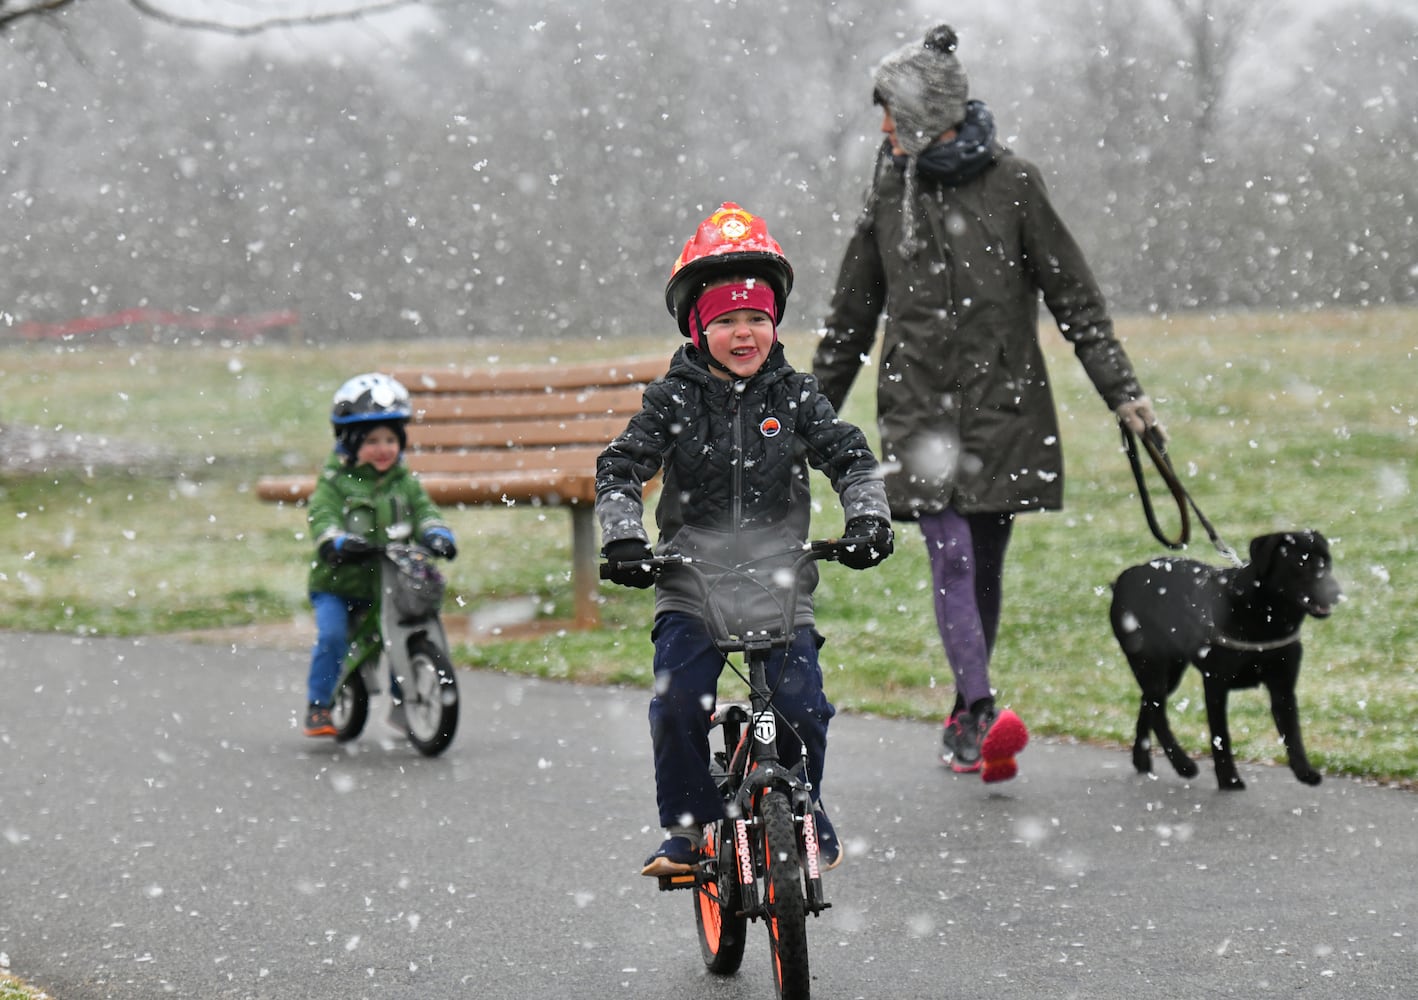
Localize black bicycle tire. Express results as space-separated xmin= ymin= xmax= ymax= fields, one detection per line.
xmin=331 ymin=670 xmax=369 ymax=743
xmin=404 ymin=637 xmax=459 ymax=757
xmin=760 ymin=790 xmax=810 ymax=999
xmin=695 ymin=819 xmax=748 ymax=974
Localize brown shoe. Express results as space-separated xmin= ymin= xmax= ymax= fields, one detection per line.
xmin=640 ymin=836 xmax=702 ymax=877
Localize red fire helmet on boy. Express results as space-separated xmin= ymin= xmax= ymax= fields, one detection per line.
xmin=665 ymin=202 xmax=794 ymax=339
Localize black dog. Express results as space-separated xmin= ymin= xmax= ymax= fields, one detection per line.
xmin=1110 ymin=531 xmax=1341 ymax=790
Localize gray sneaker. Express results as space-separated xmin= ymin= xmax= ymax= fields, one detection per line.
xmin=942 ymin=711 xmax=981 ymax=773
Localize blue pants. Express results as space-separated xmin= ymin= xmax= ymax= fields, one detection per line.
xmin=918 ymin=508 xmax=1014 ymax=713
xmin=648 ymin=612 xmax=835 ymax=830
xmin=306 ymin=591 xmax=370 ymax=707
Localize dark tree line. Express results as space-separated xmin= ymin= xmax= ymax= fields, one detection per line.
xmin=1 ymin=0 xmax=1413 ymax=343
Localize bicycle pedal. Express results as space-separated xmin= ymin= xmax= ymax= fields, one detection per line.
xmin=655 ymin=872 xmax=700 ymax=892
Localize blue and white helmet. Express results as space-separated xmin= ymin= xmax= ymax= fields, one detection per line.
xmin=330 ymin=373 xmax=411 ymax=457
xmin=331 ymin=372 xmax=411 ymax=427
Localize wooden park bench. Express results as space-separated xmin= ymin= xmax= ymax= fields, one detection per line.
xmin=256 ymin=355 xmax=667 ymax=630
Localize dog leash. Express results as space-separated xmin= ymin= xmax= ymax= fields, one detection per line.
xmin=1120 ymin=424 xmax=1243 ymax=567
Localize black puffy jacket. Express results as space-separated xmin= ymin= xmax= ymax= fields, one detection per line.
xmin=596 ymin=342 xmax=889 ymax=630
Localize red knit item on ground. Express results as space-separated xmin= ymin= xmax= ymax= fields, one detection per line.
xmin=980 ymin=709 xmax=1028 ymax=784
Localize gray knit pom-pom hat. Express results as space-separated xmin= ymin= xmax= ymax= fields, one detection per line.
xmin=873 ymin=24 xmax=970 ymax=256
xmin=873 ymin=24 xmax=970 ymax=156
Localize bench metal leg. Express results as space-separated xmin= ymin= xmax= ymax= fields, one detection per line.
xmin=570 ymin=505 xmax=601 ymax=629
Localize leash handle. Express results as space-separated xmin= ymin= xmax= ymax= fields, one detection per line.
xmin=1121 ymin=423 xmax=1242 ymax=565
xmin=1122 ymin=423 xmax=1188 ymax=549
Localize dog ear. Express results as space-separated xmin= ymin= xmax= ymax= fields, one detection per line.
xmin=1248 ymin=533 xmax=1287 ymax=576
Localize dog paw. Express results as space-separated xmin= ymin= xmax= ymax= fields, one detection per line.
xmin=1131 ymin=747 xmax=1153 ymax=775
xmin=1218 ymin=775 xmax=1247 ymax=791
xmin=1174 ymin=757 xmax=1200 ymax=779
xmin=1297 ymin=770 xmax=1323 ymax=786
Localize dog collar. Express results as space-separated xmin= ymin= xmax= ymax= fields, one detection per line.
xmin=1211 ymin=630 xmax=1300 ymax=653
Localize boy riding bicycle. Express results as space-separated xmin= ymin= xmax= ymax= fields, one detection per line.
xmin=596 ymin=203 xmax=894 ymax=877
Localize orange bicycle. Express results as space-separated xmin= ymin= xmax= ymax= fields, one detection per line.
xmin=603 ymin=536 xmax=866 ymax=999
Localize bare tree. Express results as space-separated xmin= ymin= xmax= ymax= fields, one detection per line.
xmin=2 ymin=0 xmax=1414 ymax=352
xmin=1 ymin=0 xmax=419 ymax=33
xmin=1163 ymin=0 xmax=1272 ymax=158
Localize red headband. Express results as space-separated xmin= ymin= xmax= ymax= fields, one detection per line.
xmin=691 ymin=281 xmax=778 ymax=345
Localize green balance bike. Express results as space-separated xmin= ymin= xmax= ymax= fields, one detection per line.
xmin=331 ymin=538 xmax=459 ymax=757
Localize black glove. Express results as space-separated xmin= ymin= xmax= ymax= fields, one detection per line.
xmin=838 ymin=516 xmax=894 ymax=570
xmin=602 ymin=538 xmax=657 ymax=589
xmin=318 ymin=533 xmax=377 ymax=566
xmin=423 ymin=527 xmax=457 ymax=560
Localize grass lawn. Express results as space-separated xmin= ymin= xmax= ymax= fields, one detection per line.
xmin=2 ymin=308 xmax=1414 ymax=784
xmin=0 ymin=978 xmax=46 ymax=1000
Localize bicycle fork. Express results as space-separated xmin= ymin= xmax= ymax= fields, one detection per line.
xmin=717 ymin=703 xmax=831 ymax=919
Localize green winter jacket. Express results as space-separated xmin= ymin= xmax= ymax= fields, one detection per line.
xmin=305 ymin=452 xmax=449 ymax=600
xmin=813 ymin=142 xmax=1145 ymax=520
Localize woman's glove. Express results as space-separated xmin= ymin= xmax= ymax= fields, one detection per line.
xmin=602 ymin=538 xmax=657 ymax=589
xmin=838 ymin=516 xmax=894 ymax=570
xmin=1115 ymin=395 xmax=1167 ymax=443
xmin=423 ymin=527 xmax=458 ymax=560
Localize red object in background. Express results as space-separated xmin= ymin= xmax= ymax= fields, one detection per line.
xmin=12 ymin=307 xmax=300 ymax=341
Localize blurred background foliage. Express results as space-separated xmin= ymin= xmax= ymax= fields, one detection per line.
xmin=2 ymin=0 xmax=1414 ymax=346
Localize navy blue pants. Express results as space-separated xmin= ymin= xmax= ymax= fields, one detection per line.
xmin=648 ymin=612 xmax=834 ymax=830
xmin=306 ymin=591 xmax=400 ymax=707
xmin=306 ymin=591 xmax=369 ymax=707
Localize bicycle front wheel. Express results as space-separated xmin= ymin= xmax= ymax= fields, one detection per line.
xmin=760 ymin=790 xmax=810 ymax=999
xmin=695 ymin=819 xmax=747 ymax=974
xmin=404 ymin=637 xmax=459 ymax=757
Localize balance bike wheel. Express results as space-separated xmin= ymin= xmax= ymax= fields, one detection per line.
xmin=331 ymin=671 xmax=369 ymax=743
xmin=404 ymin=636 xmax=458 ymax=757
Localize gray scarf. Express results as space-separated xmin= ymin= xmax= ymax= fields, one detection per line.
xmin=891 ymin=100 xmax=997 ymax=258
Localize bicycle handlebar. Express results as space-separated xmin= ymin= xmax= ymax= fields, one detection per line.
xmin=337 ymin=539 xmax=452 ymax=566
xmin=598 ymin=535 xmax=873 ymax=581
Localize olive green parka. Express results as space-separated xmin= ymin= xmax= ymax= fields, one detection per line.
xmin=305 ymin=452 xmax=449 ymax=600
xmin=813 ymin=142 xmax=1145 ymax=520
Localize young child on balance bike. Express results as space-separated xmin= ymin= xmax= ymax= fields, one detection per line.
xmin=301 ymin=372 xmax=457 ymax=737
xmin=596 ymin=202 xmax=895 ymax=876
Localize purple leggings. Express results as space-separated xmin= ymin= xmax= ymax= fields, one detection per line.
xmin=918 ymin=508 xmax=1014 ymax=713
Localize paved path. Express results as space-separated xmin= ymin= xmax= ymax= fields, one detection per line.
xmin=1 ymin=632 xmax=1414 ymax=999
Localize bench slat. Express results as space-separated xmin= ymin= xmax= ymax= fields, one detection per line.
xmin=253 ymin=469 xmax=598 ymax=507
xmin=415 ymin=385 xmax=645 ymax=422
xmin=406 ymin=445 xmax=600 ymax=475
xmin=390 ymin=357 xmax=665 ymax=394
xmin=419 ymin=471 xmax=597 ymax=506
xmin=409 ymin=415 xmax=629 ymax=450
xmin=255 ymin=475 xmax=316 ymax=503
